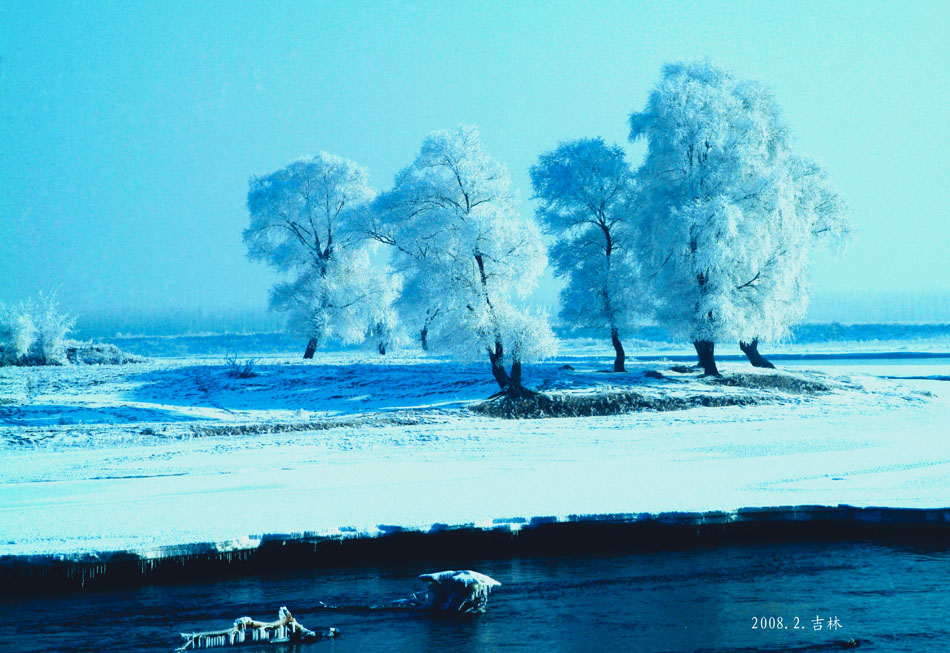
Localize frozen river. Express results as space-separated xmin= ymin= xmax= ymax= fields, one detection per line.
xmin=3 ymin=540 xmax=947 ymax=651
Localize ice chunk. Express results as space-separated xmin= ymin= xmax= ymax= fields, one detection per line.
xmin=415 ymin=569 xmax=501 ymax=614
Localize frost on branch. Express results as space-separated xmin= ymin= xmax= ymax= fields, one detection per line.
xmin=0 ymin=301 xmax=35 ymax=365
xmin=531 ymin=137 xmax=647 ymax=372
xmin=174 ymin=606 xmax=337 ymax=650
xmin=371 ymin=125 xmax=554 ymax=393
xmin=244 ymin=153 xmax=401 ymax=357
xmin=630 ymin=60 xmax=849 ymax=374
xmin=268 ymin=248 xmax=403 ymax=352
xmin=360 ymin=259 xmax=406 ymax=355
xmin=310 ymin=569 xmax=501 ymax=616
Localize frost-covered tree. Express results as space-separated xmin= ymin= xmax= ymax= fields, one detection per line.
xmin=398 ymin=269 xmax=442 ymax=351
xmin=268 ymin=247 xmax=403 ymax=355
xmin=372 ymin=125 xmax=554 ymax=395
xmin=363 ymin=199 xmax=444 ymax=351
xmin=360 ymin=259 xmax=405 ymax=355
xmin=735 ymin=155 xmax=849 ymax=368
xmin=630 ymin=61 xmax=848 ymax=375
xmin=531 ymin=138 xmax=645 ymax=372
xmin=244 ymin=153 xmax=401 ymax=358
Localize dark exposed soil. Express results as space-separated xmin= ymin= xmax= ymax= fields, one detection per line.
xmin=473 ymin=370 xmax=836 ymax=419
xmin=471 ymin=389 xmax=763 ymax=419
xmin=703 ymin=372 xmax=830 ymax=393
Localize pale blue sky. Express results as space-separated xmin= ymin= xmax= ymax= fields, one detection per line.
xmin=2 ymin=0 xmax=949 ymax=322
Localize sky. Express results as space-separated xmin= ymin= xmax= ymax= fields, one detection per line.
xmin=2 ymin=0 xmax=949 ymax=328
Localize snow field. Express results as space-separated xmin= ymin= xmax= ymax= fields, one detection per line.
xmin=0 ymin=345 xmax=947 ymax=557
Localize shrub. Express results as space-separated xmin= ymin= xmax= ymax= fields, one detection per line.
xmin=225 ymin=353 xmax=259 ymax=378
xmin=0 ymin=302 xmax=36 ymax=365
xmin=65 ymin=342 xmax=142 ymax=365
xmin=30 ymin=294 xmax=75 ymax=365
xmin=0 ymin=293 xmax=74 ymax=366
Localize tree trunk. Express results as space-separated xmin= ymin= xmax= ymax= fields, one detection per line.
xmin=488 ymin=342 xmax=510 ymax=390
xmin=610 ymin=326 xmax=626 ymax=372
xmin=503 ymin=358 xmax=535 ymax=398
xmin=510 ymin=359 xmax=522 ymax=388
xmin=739 ymin=339 xmax=775 ymax=368
xmin=693 ymin=340 xmax=720 ymax=376
xmin=486 ymin=343 xmax=535 ymax=398
xmin=303 ymin=337 xmax=318 ymax=359
xmin=420 ymin=308 xmax=438 ymax=352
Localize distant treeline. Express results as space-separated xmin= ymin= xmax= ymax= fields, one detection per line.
xmin=806 ymin=290 xmax=950 ymax=324
xmin=561 ymin=322 xmax=950 ymax=344
xmin=71 ymin=291 xmax=950 ymax=342
xmin=95 ymin=323 xmax=950 ymax=358
xmin=72 ymin=305 xmax=285 ymax=340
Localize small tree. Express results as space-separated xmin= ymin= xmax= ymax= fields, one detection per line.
xmin=531 ymin=138 xmax=645 ymax=372
xmin=363 ymin=201 xmax=444 ymax=352
xmin=630 ymin=61 xmax=848 ymax=375
xmin=244 ymin=153 xmax=399 ymax=358
xmin=372 ymin=125 xmax=554 ymax=395
xmin=401 ymin=274 xmax=441 ymax=351
xmin=267 ymin=248 xmax=402 ymax=355
xmin=361 ymin=261 xmax=405 ymax=355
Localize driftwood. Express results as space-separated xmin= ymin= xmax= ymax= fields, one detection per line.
xmin=174 ymin=606 xmax=337 ymax=651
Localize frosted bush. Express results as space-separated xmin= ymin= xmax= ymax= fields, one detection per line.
xmin=30 ymin=293 xmax=75 ymax=365
xmin=0 ymin=301 xmax=36 ymax=364
xmin=0 ymin=294 xmax=74 ymax=366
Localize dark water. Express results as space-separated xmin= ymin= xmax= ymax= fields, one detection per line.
xmin=2 ymin=542 xmax=949 ymax=652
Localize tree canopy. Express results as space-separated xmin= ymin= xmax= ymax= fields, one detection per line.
xmin=244 ymin=153 xmax=399 ymax=356
xmin=373 ymin=125 xmax=554 ymax=391
xmin=531 ymin=137 xmax=645 ymax=371
xmin=629 ymin=61 xmax=848 ymax=372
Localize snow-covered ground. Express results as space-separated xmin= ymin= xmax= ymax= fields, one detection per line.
xmin=0 ymin=340 xmax=948 ymax=557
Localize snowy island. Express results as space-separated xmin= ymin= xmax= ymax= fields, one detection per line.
xmin=1 ymin=338 xmax=948 ymax=592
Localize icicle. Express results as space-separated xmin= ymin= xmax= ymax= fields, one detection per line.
xmin=173 ymin=606 xmax=327 ymax=651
